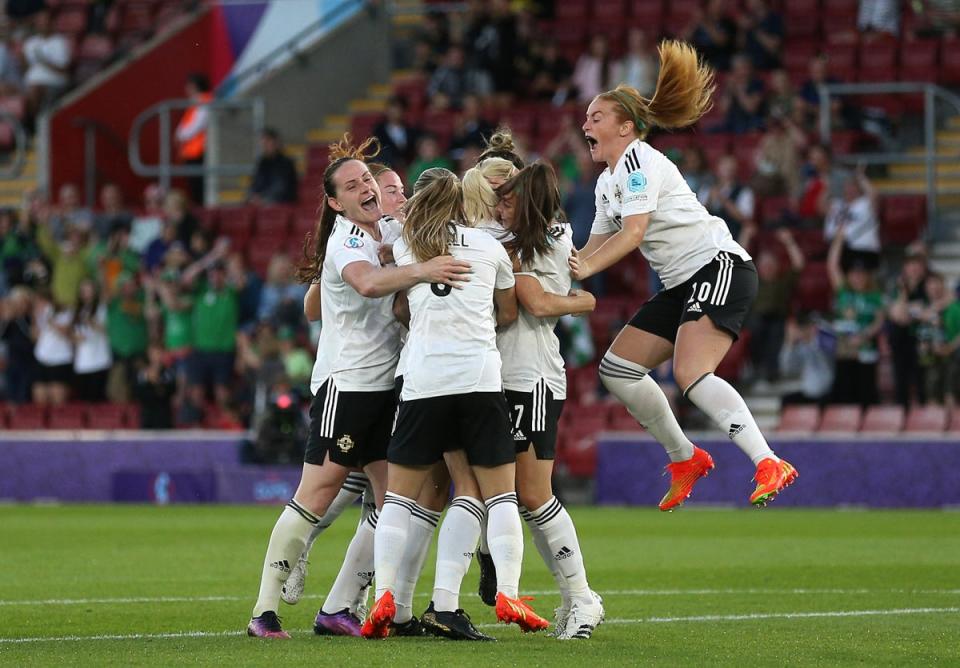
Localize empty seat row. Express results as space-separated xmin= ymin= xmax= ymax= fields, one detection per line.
xmin=778 ymin=404 xmax=960 ymax=434
xmin=0 ymin=403 xmax=141 ymax=430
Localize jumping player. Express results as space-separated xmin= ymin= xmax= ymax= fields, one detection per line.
xmin=572 ymin=41 xmax=798 ymax=510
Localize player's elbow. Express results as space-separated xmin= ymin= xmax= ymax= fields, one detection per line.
xmin=497 ymin=304 xmax=519 ymax=327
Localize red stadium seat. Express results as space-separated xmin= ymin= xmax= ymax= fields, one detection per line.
xmin=628 ymin=2 xmax=664 ymax=30
xmin=349 ymin=112 xmax=381 ymax=143
xmin=255 ymin=206 xmax=293 ymax=238
xmin=86 ymin=403 xmax=128 ymax=430
xmin=940 ymin=37 xmax=960 ymax=84
xmin=783 ymin=40 xmax=820 ymax=74
xmin=393 ymin=76 xmax=427 ymax=114
xmin=48 ymin=403 xmax=88 ymax=429
xmin=898 ymin=39 xmax=938 ymax=81
xmin=556 ymin=0 xmax=588 ymax=20
xmin=949 ymin=408 xmax=960 ymax=433
xmin=247 ymin=238 xmax=286 ymax=275
xmin=53 ymin=6 xmax=87 ymax=34
xmin=861 ymin=405 xmax=905 ymax=433
xmin=0 ymin=95 xmax=26 ymax=120
xmin=881 ymin=195 xmax=926 ymax=245
xmin=904 ymin=405 xmax=948 ymax=433
xmin=593 ymin=0 xmax=627 ymax=20
xmin=825 ymin=44 xmax=858 ymax=80
xmin=420 ymin=109 xmax=456 ymax=148
xmin=501 ymin=107 xmax=537 ymax=138
xmin=217 ymin=207 xmax=255 ymax=240
xmin=784 ymin=0 xmax=820 ymax=19
xmin=120 ymin=3 xmax=154 ymax=32
xmin=293 ymin=208 xmax=318 ymax=238
xmin=6 ymin=404 xmax=47 ymax=430
xmin=777 ymin=405 xmax=822 ymax=433
xmin=795 ymin=262 xmax=832 ymax=313
xmin=858 ymin=40 xmax=898 ymax=81
xmin=819 ymin=404 xmax=862 ymax=433
xmin=78 ymin=34 xmax=114 ymax=60
xmin=715 ymin=331 xmax=750 ymax=383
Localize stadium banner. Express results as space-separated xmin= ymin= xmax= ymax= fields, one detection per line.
xmin=596 ymin=436 xmax=960 ymax=508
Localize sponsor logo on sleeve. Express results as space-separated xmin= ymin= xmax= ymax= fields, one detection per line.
xmin=627 ymin=170 xmax=647 ymax=193
xmin=344 ymin=236 xmax=364 ymax=249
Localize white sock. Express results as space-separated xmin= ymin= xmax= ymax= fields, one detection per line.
xmin=320 ymin=509 xmax=377 ymax=614
xmin=433 ymin=496 xmax=484 ymax=612
xmin=484 ymin=492 xmax=523 ymax=599
xmin=600 ymin=352 xmax=695 ymax=462
xmin=352 ymin=482 xmax=377 ymax=613
xmin=525 ymin=497 xmax=591 ymax=606
xmin=685 ymin=373 xmax=777 ymax=465
xmin=374 ymin=492 xmax=415 ymax=601
xmin=520 ymin=505 xmax=570 ymax=608
xmin=394 ymin=505 xmax=441 ymax=623
xmin=302 ymin=472 xmax=367 ymax=557
xmin=252 ymin=500 xmax=318 ymax=616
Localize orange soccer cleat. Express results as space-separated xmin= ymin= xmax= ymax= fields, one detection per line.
xmin=360 ymin=590 xmax=396 ymax=639
xmin=658 ymin=446 xmax=716 ymax=511
xmin=749 ymin=457 xmax=798 ymax=506
xmin=495 ymin=593 xmax=549 ymax=633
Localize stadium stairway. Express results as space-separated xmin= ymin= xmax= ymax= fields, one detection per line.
xmin=0 ymin=147 xmax=38 ymax=209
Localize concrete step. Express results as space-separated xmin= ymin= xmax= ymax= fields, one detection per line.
xmin=218 ymin=189 xmax=246 ymax=205
xmin=348 ymin=98 xmax=387 ymax=113
xmin=889 ymin=163 xmax=960 ymax=178
xmin=929 ymin=258 xmax=960 ymax=276
xmin=931 ymin=241 xmax=960 ymax=257
xmin=368 ymin=83 xmax=393 ymax=99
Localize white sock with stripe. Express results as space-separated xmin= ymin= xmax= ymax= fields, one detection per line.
xmin=302 ymin=473 xmax=368 ymax=557
xmin=599 ymin=351 xmax=695 ymax=462
xmin=374 ymin=492 xmax=415 ymax=601
xmin=524 ymin=497 xmax=591 ymax=606
xmin=253 ymin=499 xmax=318 ymax=616
xmin=394 ymin=505 xmax=441 ymax=623
xmin=484 ymin=492 xmax=523 ymax=599
xmin=433 ymin=496 xmax=484 ymax=612
xmin=321 ymin=508 xmax=377 ymax=614
xmin=684 ymin=373 xmax=776 ymax=465
xmin=520 ymin=505 xmax=569 ymax=608
xmin=352 ymin=484 xmax=377 ymax=613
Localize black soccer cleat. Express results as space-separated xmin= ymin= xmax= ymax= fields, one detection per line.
xmin=389 ymin=615 xmax=428 ymax=637
xmin=421 ymin=602 xmax=496 ymax=641
xmin=476 ymin=550 xmax=498 ymax=607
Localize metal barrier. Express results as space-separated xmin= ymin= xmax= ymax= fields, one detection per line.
xmin=128 ymin=97 xmax=265 ymax=206
xmin=0 ymin=111 xmax=29 ymax=180
xmin=74 ymin=116 xmax=128 ymax=207
xmin=818 ymin=82 xmax=960 ymax=238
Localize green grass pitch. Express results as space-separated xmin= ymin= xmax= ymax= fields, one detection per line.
xmin=1 ymin=505 xmax=959 ymax=666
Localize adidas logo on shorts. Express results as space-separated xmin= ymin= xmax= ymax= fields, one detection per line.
xmin=687 ymin=302 xmax=702 ymax=313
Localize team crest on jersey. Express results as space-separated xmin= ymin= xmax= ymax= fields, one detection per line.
xmin=344 ymin=236 xmax=363 ymax=249
xmin=337 ymin=435 xmax=355 ymax=453
xmin=627 ymin=170 xmax=647 ymax=193
xmin=613 ymin=184 xmax=623 ymax=203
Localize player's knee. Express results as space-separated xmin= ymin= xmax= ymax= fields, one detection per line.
xmin=673 ymin=361 xmax=712 ymax=395
xmin=517 ymin=487 xmax=551 ymax=513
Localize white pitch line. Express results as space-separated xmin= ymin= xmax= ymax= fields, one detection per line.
xmin=3 ymin=607 xmax=959 ymax=644
xmin=2 ymin=588 xmax=958 ymax=608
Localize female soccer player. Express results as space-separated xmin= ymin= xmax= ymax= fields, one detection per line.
xmin=495 ymin=162 xmax=604 ymax=639
xmin=246 ymin=138 xmax=470 ymax=639
xmin=361 ymin=169 xmax=549 ymax=640
xmin=572 ymin=40 xmax=797 ymax=510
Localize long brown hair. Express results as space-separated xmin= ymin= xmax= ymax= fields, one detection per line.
xmin=296 ymin=134 xmax=380 ymax=283
xmin=496 ymin=161 xmax=563 ymax=266
xmin=597 ymin=40 xmax=714 ymax=140
xmin=402 ymin=169 xmax=465 ymax=263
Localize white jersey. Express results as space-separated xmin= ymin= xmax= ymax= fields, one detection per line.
xmin=591 ymin=139 xmax=750 ymax=289
xmin=395 ymin=224 xmax=515 ymax=400
xmin=310 ymin=215 xmax=402 ymax=394
xmin=496 ymin=222 xmax=571 ymax=399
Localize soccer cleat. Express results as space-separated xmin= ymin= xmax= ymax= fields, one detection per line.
xmin=421 ymin=602 xmax=495 ymax=641
xmin=781 ymin=459 xmax=799 ymax=488
xmin=313 ymin=608 xmax=362 ymax=637
xmin=246 ymin=611 xmax=290 ymax=639
xmin=476 ymin=550 xmax=497 ymax=607
xmin=388 ymin=615 xmax=428 ymax=637
xmin=559 ymin=592 xmax=605 ymax=640
xmin=659 ymin=446 xmax=715 ymax=511
xmin=749 ymin=457 xmax=793 ymax=506
xmin=280 ymin=555 xmax=308 ymax=605
xmin=360 ymin=590 xmax=395 ymax=639
xmin=495 ymin=592 xmax=549 ymax=633
xmin=548 ymin=605 xmax=570 ymax=638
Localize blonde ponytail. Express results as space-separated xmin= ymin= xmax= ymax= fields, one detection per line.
xmin=402 ymin=170 xmax=465 ymax=263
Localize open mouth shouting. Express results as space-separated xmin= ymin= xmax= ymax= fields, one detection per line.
xmin=360 ymin=193 xmax=379 ymax=213
xmin=584 ymin=133 xmax=599 ymax=157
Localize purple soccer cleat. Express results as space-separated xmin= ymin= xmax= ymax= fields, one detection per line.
xmin=247 ymin=611 xmax=291 ymax=639
xmin=314 ymin=608 xmax=363 ymax=637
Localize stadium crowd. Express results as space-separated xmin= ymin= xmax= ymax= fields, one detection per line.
xmin=2 ymin=0 xmax=960 ymax=435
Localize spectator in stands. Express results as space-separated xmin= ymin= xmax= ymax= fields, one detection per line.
xmin=752 ymin=116 xmax=803 ymax=198
xmin=917 ymin=272 xmax=953 ymax=404
xmin=736 ymin=0 xmax=784 ymax=70
xmin=93 ymin=183 xmax=133 ymax=241
xmin=765 ymin=69 xmax=795 ymax=121
xmin=823 ymin=167 xmax=881 ymax=270
xmin=938 ymin=284 xmax=960 ymax=407
xmin=91 ymin=220 xmax=139 ymax=294
xmin=186 ymin=261 xmax=238 ymax=410
xmin=373 ymin=96 xmax=420 ymax=168
xmin=779 ymin=312 xmax=834 ymax=405
xmin=561 ymin=149 xmax=597 ymax=251
xmin=741 ymin=226 xmax=804 ymax=383
xmin=427 ymin=44 xmax=493 ymax=109
xmin=529 ymin=39 xmax=573 ymax=103
xmin=0 ymin=28 xmax=24 ymax=96
xmin=175 ymin=73 xmax=212 ymax=205
xmin=858 ymin=0 xmax=900 ymax=36
xmin=0 ymin=286 xmax=35 ymax=403
xmin=134 ymin=343 xmax=177 ymax=429
xmin=827 ymin=225 xmax=885 ymax=407
xmin=257 ymin=253 xmax=305 ymax=330
xmin=70 ymin=278 xmax=111 ymax=402
xmin=416 ymin=10 xmax=451 ymax=62
xmin=716 ymin=53 xmax=766 ymax=133
xmin=163 ymin=189 xmax=199 ymax=247
xmin=680 ymin=146 xmax=713 ymax=194
xmin=888 ymin=245 xmax=932 ymax=407
xmin=106 ymin=272 xmax=148 ymax=402
xmin=683 ymin=0 xmax=737 ymax=71
xmin=225 ymin=251 xmax=261 ymax=331
xmin=32 ymin=290 xmax=73 ymax=405
xmin=22 ymin=8 xmax=71 ymax=121
xmin=450 ymin=94 xmax=494 ymax=160
xmin=277 ymin=325 xmax=311 ymax=396
xmin=1 ymin=207 xmax=39 ymax=291
xmin=236 ymin=321 xmax=284 ymax=418
xmin=35 ymin=211 xmax=93 ymax=307
xmin=144 ymin=268 xmax=191 ymax=398
xmin=699 ymin=154 xmax=754 ymax=240
xmin=130 ymin=183 xmax=165 ymax=254
xmin=796 ymin=144 xmax=846 ymax=226
xmin=612 ymin=28 xmax=657 ymax=97
xmin=407 ymin=133 xmax=455 ymax=186
xmin=247 ymin=128 xmax=298 ymax=205
xmin=797 ymin=54 xmax=852 ymax=130
xmin=48 ymin=183 xmax=93 ymax=242
xmin=571 ymin=34 xmax=613 ymax=103
xmin=465 ymin=0 xmax=517 ymax=98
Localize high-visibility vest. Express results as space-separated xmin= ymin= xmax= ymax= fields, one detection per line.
xmin=177 ymin=92 xmax=213 ymax=161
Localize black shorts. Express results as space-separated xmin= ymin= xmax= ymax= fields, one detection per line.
xmin=37 ymin=362 xmax=72 ymax=384
xmin=304 ymin=379 xmax=395 ymax=468
xmin=629 ymin=252 xmax=757 ymax=344
xmin=389 ymin=392 xmax=515 ymax=468
xmin=187 ymin=350 xmax=234 ymax=387
xmin=505 ymin=381 xmax=564 ymax=460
